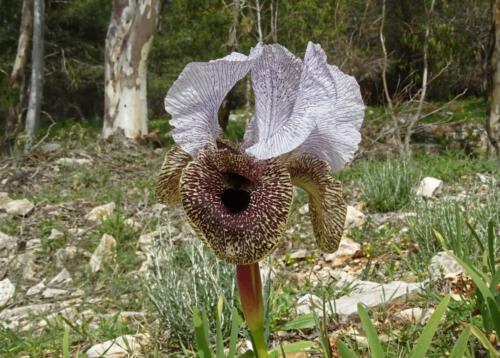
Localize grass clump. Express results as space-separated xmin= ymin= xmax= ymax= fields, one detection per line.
xmin=147 ymin=224 xmax=235 ymax=346
xmin=408 ymin=185 xmax=499 ymax=267
xmin=359 ymin=158 xmax=418 ymax=213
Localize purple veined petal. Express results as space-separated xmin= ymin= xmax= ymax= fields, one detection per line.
xmin=296 ymin=42 xmax=365 ymax=172
xmin=244 ymin=44 xmax=318 ymax=159
xmin=165 ymin=44 xmax=263 ymax=157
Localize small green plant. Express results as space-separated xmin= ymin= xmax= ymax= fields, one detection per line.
xmin=147 ymin=225 xmax=236 ymax=344
xmin=338 ymin=295 xmax=452 ymax=357
xmin=359 ymin=159 xmax=418 ymax=212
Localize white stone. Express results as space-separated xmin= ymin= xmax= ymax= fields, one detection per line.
xmin=298 ymin=204 xmax=309 ymax=215
xmin=85 ymin=333 xmax=149 ymax=357
xmin=289 ymin=249 xmax=308 ymax=260
xmin=48 ymin=268 xmax=72 ymax=286
xmin=86 ymin=202 xmax=115 ymax=222
xmin=416 ymin=177 xmax=443 ymax=198
xmin=297 ymin=280 xmax=424 ymax=321
xmin=394 ymin=307 xmax=435 ymax=324
xmin=39 ymin=142 xmax=61 ymax=153
xmin=26 ymin=280 xmax=46 ymax=297
xmin=124 ymin=218 xmax=141 ymax=230
xmin=48 ymin=228 xmax=64 ymax=241
xmin=25 ymin=239 xmax=42 ymax=251
xmin=0 ymin=278 xmax=15 ymax=307
xmin=0 ymin=192 xmax=12 ymax=210
xmin=4 ymin=199 xmax=34 ymax=216
xmin=55 ymin=158 xmax=92 ymax=167
xmin=0 ymin=231 xmax=17 ymax=258
xmin=477 ymin=173 xmax=497 ymax=185
xmin=137 ymin=231 xmax=160 ymax=253
xmin=324 ymin=237 xmax=361 ymax=267
xmin=90 ymin=234 xmax=116 ymax=273
xmin=344 ymin=205 xmax=366 ymax=229
xmin=428 ymin=251 xmax=463 ymax=280
xmin=42 ymin=288 xmax=68 ymax=299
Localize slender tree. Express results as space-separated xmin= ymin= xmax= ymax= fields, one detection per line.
xmin=488 ymin=0 xmax=500 ymax=156
xmin=102 ymin=0 xmax=161 ymax=140
xmin=24 ymin=0 xmax=44 ymax=151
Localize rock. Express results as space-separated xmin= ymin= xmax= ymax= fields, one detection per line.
xmin=90 ymin=234 xmax=116 ymax=273
xmin=416 ymin=177 xmax=443 ymax=198
xmin=151 ymin=203 xmax=166 ymax=215
xmin=11 ymin=252 xmax=38 ymax=280
xmin=394 ymin=307 xmax=435 ymax=324
xmin=0 ymin=259 xmax=8 ymax=279
xmin=0 ymin=278 xmax=15 ymax=307
xmin=39 ymin=142 xmax=61 ymax=153
xmin=26 ymin=280 xmax=46 ymax=297
xmin=296 ymin=294 xmax=323 ymax=315
xmin=48 ymin=268 xmax=72 ymax=286
xmin=48 ymin=228 xmax=64 ymax=241
xmin=42 ymin=288 xmax=69 ymax=299
xmin=4 ymin=199 xmax=34 ymax=216
xmin=289 ymin=249 xmax=308 ymax=260
xmin=298 ymin=281 xmax=422 ymax=322
xmin=124 ymin=218 xmax=141 ymax=230
xmin=324 ymin=237 xmax=361 ymax=267
xmin=344 ymin=205 xmax=366 ymax=229
xmin=476 ymin=173 xmax=497 ymax=185
xmin=0 ymin=231 xmax=17 ymax=258
xmin=137 ymin=231 xmax=160 ymax=253
xmin=0 ymin=192 xmax=12 ymax=210
xmin=55 ymin=157 xmax=92 ymax=167
xmin=85 ymin=202 xmax=115 ymax=222
xmin=25 ymin=239 xmax=42 ymax=251
xmin=85 ymin=333 xmax=149 ymax=357
xmin=428 ymin=251 xmax=463 ymax=280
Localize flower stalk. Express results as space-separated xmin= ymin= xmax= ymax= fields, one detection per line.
xmin=236 ymin=263 xmax=268 ymax=358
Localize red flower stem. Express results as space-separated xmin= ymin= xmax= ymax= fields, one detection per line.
xmin=236 ymin=263 xmax=268 ymax=358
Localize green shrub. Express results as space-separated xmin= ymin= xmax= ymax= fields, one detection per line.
xmin=359 ymin=159 xmax=419 ymax=213
xmin=147 ymin=226 xmax=236 ymax=345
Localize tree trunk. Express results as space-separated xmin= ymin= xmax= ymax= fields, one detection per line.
xmin=102 ymin=0 xmax=161 ymax=140
xmin=487 ymin=0 xmax=500 ymax=156
xmin=1 ymin=0 xmax=33 ymax=151
xmin=24 ymin=0 xmax=44 ymax=151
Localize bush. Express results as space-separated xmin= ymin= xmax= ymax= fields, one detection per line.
xmin=147 ymin=225 xmax=236 ymax=345
xmin=359 ymin=159 xmax=418 ymax=213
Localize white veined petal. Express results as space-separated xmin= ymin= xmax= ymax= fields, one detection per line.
xmin=297 ymin=42 xmax=364 ymax=172
xmin=244 ymin=44 xmax=317 ymax=159
xmin=165 ymin=44 xmax=262 ymax=156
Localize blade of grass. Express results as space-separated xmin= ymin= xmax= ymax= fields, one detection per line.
xmin=449 ymin=325 xmax=471 ymax=358
xmin=193 ymin=307 xmax=213 ymax=358
xmin=215 ymin=297 xmax=224 ymax=358
xmin=267 ymin=341 xmax=315 ymax=357
xmin=62 ymin=324 xmax=70 ymax=358
xmin=337 ymin=341 xmax=361 ymax=358
xmin=409 ymin=295 xmax=450 ymax=358
xmin=470 ymin=325 xmax=500 ymax=357
xmin=227 ymin=307 xmax=243 ymax=358
xmin=357 ymin=303 xmax=385 ymax=358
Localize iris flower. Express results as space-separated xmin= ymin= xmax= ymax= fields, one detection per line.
xmin=156 ymin=42 xmax=364 ymax=356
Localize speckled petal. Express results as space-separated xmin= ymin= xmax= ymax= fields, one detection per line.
xmin=156 ymin=146 xmax=192 ymax=205
xmin=165 ymin=44 xmax=262 ymax=156
xmin=180 ymin=148 xmax=293 ymax=264
xmin=287 ymin=153 xmax=346 ymax=252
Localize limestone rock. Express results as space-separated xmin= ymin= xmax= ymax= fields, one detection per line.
xmin=90 ymin=234 xmax=116 ymax=273
xmin=289 ymin=249 xmax=308 ymax=260
xmin=0 ymin=192 xmax=12 ymax=210
xmin=55 ymin=157 xmax=92 ymax=167
xmin=0 ymin=231 xmax=17 ymax=258
xmin=344 ymin=205 xmax=366 ymax=229
xmin=85 ymin=333 xmax=149 ymax=357
xmin=0 ymin=278 xmax=15 ymax=307
xmin=86 ymin=202 xmax=115 ymax=222
xmin=48 ymin=228 xmax=64 ymax=241
xmin=324 ymin=237 xmax=361 ymax=267
xmin=428 ymin=251 xmax=463 ymax=280
xmin=42 ymin=288 xmax=69 ymax=299
xmin=394 ymin=307 xmax=435 ymax=324
xmin=4 ymin=199 xmax=34 ymax=216
xmin=39 ymin=142 xmax=61 ymax=153
xmin=26 ymin=280 xmax=46 ymax=297
xmin=48 ymin=268 xmax=72 ymax=286
xmin=416 ymin=177 xmax=443 ymax=198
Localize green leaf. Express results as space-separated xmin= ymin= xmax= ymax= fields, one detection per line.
xmin=268 ymin=340 xmax=315 ymax=357
xmin=449 ymin=325 xmax=471 ymax=358
xmin=486 ymin=220 xmax=496 ymax=276
xmin=278 ymin=314 xmax=316 ymax=331
xmin=193 ymin=307 xmax=213 ymax=358
xmin=237 ymin=351 xmax=255 ymax=358
xmin=337 ymin=341 xmax=361 ymax=358
xmin=227 ymin=307 xmax=243 ymax=358
xmin=470 ymin=325 xmax=500 ymax=357
xmin=409 ymin=295 xmax=450 ymax=358
xmin=357 ymin=304 xmax=385 ymax=358
xmin=215 ymin=297 xmax=224 ymax=358
xmin=62 ymin=324 xmax=70 ymax=358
